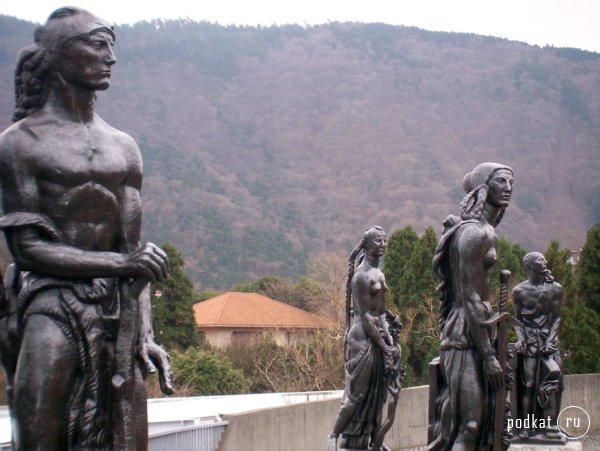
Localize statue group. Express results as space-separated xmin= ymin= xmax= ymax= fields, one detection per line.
xmin=0 ymin=6 xmax=567 ymax=451
xmin=426 ymin=163 xmax=565 ymax=451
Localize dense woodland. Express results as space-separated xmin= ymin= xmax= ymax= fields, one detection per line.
xmin=0 ymin=15 xmax=599 ymax=399
xmin=0 ymin=16 xmax=599 ymax=289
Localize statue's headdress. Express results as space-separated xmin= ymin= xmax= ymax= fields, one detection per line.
xmin=13 ymin=7 xmax=114 ymax=121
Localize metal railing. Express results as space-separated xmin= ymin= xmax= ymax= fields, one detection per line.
xmin=148 ymin=421 xmax=228 ymax=451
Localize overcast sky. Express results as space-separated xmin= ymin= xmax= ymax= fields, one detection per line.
xmin=2 ymin=0 xmax=599 ymax=52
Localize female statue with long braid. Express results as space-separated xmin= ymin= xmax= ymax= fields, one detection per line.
xmin=428 ymin=162 xmax=514 ymax=450
xmin=327 ymin=226 xmax=401 ymax=451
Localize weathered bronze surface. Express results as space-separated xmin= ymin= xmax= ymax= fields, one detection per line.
xmin=0 ymin=7 xmax=172 ymax=450
xmin=511 ymin=252 xmax=566 ymax=444
xmin=327 ymin=226 xmax=402 ymax=451
xmin=428 ymin=163 xmax=515 ymax=450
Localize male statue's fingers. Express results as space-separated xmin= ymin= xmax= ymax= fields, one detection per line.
xmin=140 ymin=264 xmax=158 ymax=283
xmin=145 ymin=251 xmax=169 ymax=280
xmin=153 ymin=244 xmax=168 ymax=260
xmin=145 ymin=354 xmax=157 ymax=374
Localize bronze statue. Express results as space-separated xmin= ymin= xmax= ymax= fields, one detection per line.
xmin=326 ymin=226 xmax=402 ymax=451
xmin=512 ymin=252 xmax=565 ymax=444
xmin=0 ymin=7 xmax=172 ymax=450
xmin=429 ymin=163 xmax=514 ymax=450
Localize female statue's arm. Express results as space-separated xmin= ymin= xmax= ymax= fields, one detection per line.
xmin=457 ymin=226 xmax=503 ymax=389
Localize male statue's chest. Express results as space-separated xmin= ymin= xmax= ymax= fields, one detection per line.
xmin=34 ymin=127 xmax=128 ymax=187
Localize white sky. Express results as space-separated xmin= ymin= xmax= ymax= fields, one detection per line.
xmin=2 ymin=0 xmax=599 ymax=52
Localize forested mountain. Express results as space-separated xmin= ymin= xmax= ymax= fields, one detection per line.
xmin=1 ymin=16 xmax=599 ymax=289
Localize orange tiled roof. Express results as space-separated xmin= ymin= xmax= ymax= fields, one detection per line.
xmin=193 ymin=292 xmax=333 ymax=329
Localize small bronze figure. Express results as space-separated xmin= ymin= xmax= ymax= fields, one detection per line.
xmin=326 ymin=226 xmax=402 ymax=451
xmin=0 ymin=7 xmax=172 ymax=450
xmin=429 ymin=163 xmax=514 ymax=450
xmin=512 ymin=252 xmax=565 ymax=444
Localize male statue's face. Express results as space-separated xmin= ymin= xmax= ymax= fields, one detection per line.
xmin=531 ymin=254 xmax=548 ymax=275
xmin=486 ymin=169 xmax=514 ymax=208
xmin=57 ymin=30 xmax=116 ymax=91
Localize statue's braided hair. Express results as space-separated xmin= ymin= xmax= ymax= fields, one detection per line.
xmin=13 ymin=45 xmax=53 ymax=122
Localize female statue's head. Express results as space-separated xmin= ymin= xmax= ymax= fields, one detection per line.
xmin=460 ymin=162 xmax=514 ymax=225
xmin=363 ymin=226 xmax=387 ymax=258
xmin=345 ymin=226 xmax=386 ymax=318
xmin=13 ymin=7 xmax=114 ymax=121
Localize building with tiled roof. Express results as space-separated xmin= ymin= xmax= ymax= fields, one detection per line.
xmin=193 ymin=292 xmax=334 ymax=348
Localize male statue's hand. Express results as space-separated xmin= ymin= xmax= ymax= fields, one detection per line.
xmin=127 ymin=243 xmax=169 ymax=283
xmin=140 ymin=339 xmax=175 ymax=395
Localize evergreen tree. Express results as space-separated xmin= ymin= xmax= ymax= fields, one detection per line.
xmin=577 ymin=222 xmax=600 ymax=313
xmin=559 ymin=297 xmax=600 ymax=374
xmin=544 ymin=240 xmax=575 ymax=293
xmin=400 ymin=226 xmax=438 ymax=308
xmin=489 ymin=237 xmax=526 ymax=294
xmin=383 ymin=226 xmax=419 ymax=310
xmin=382 ymin=226 xmax=439 ymax=385
xmin=151 ymin=242 xmax=200 ymax=351
xmin=398 ymin=227 xmax=439 ymax=385
xmin=544 ymin=239 xmax=600 ymax=374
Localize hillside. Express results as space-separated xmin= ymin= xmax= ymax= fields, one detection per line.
xmin=0 ymin=17 xmax=599 ymax=288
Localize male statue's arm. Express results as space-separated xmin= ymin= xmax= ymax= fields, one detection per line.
xmin=512 ymin=287 xmax=527 ymax=354
xmin=119 ymin=158 xmax=174 ymax=395
xmin=542 ymin=284 xmax=562 ymax=355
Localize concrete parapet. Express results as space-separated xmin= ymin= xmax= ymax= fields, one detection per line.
xmin=217 ymin=374 xmax=599 ymax=451
xmin=218 ymin=385 xmax=429 ymax=451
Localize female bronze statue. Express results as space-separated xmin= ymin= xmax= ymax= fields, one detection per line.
xmin=0 ymin=7 xmax=171 ymax=450
xmin=327 ymin=226 xmax=401 ymax=451
xmin=429 ymin=163 xmax=514 ymax=450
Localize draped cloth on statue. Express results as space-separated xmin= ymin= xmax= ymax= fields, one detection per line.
xmin=0 ymin=211 xmax=122 ymax=450
xmin=339 ymin=337 xmax=387 ymax=450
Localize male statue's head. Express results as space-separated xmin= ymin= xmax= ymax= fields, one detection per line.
xmin=523 ymin=252 xmax=550 ymax=277
xmin=14 ymin=7 xmax=115 ymax=121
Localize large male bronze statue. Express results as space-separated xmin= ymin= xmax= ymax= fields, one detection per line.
xmin=428 ymin=163 xmax=514 ymax=450
xmin=512 ymin=252 xmax=565 ymax=444
xmin=0 ymin=7 xmax=172 ymax=450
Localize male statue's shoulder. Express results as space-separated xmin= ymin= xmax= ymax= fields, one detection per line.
xmin=93 ymin=115 xmax=141 ymax=168
xmin=511 ymin=281 xmax=528 ymax=296
xmin=0 ymin=120 xmax=33 ymax=161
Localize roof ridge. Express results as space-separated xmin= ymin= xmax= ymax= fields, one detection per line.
xmin=215 ymin=292 xmax=231 ymax=322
